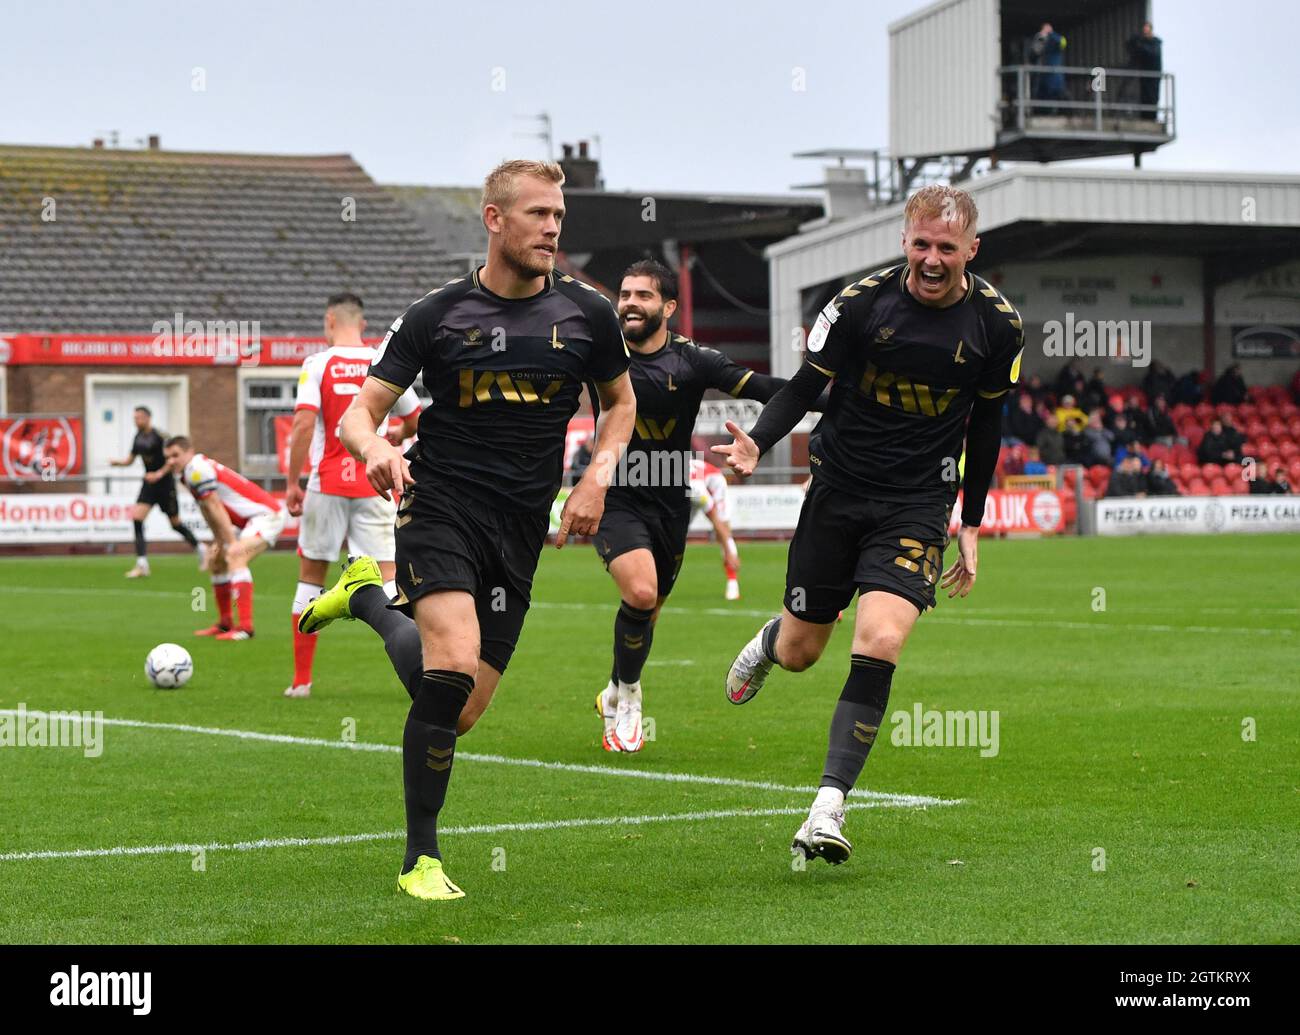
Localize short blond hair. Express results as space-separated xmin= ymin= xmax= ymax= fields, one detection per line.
xmin=904 ymin=184 xmax=978 ymax=236
xmin=481 ymin=159 xmax=565 ymax=213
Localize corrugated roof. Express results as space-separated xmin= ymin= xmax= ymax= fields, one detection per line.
xmin=0 ymin=144 xmax=462 ymax=334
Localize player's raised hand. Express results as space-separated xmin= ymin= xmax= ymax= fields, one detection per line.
xmin=361 ymin=437 xmax=414 ymax=502
xmin=554 ymin=480 xmax=604 ymax=549
xmin=712 ymin=420 xmax=760 ymax=477
xmin=940 ymin=525 xmax=980 ymax=598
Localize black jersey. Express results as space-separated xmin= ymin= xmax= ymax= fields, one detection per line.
xmin=610 ymin=333 xmax=766 ymax=514
xmin=131 ymin=428 xmax=166 ymax=473
xmin=805 ymin=263 xmax=1023 ymax=501
xmin=369 ymin=268 xmax=629 ymax=513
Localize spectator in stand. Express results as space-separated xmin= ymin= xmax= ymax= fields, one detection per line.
xmin=1036 ymin=411 xmax=1067 ymax=465
xmin=1006 ymin=391 xmax=1045 ymax=445
xmin=1055 ymin=361 xmax=1086 ymax=401
xmin=1249 ymin=462 xmax=1292 ymax=495
xmin=1219 ymin=413 xmax=1245 ymax=455
xmin=1083 ymin=368 xmax=1109 ymax=412
xmin=1078 ymin=410 xmax=1114 ymax=466
xmin=1172 ymin=368 xmax=1203 ymax=405
xmin=1198 ymin=418 xmax=1240 ymax=464
xmin=1211 ymin=363 xmax=1248 ymax=406
xmin=1126 ymin=21 xmax=1163 ymax=120
xmin=1141 ymin=359 xmax=1176 ymax=404
xmin=1122 ymin=397 xmax=1151 ymax=443
xmin=1102 ymin=394 xmax=1125 ymax=431
xmin=1114 ymin=440 xmax=1148 ymax=468
xmin=1106 ymin=454 xmax=1148 ymax=498
xmin=1030 ymin=22 xmax=1069 ymax=109
xmin=1147 ymin=458 xmax=1179 ymax=496
xmin=1110 ymin=413 xmax=1139 ymax=455
xmin=569 ymin=438 xmax=593 ymax=482
xmin=1023 ymin=373 xmax=1049 ymax=407
xmin=1145 ymin=394 xmax=1177 ymax=445
xmin=1055 ymin=394 xmax=1088 ymax=434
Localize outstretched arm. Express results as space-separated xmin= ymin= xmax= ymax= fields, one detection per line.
xmin=713 ymin=362 xmax=831 ymax=476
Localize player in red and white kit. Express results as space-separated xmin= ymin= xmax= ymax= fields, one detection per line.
xmin=690 ymin=457 xmax=742 ymax=600
xmin=282 ymin=293 xmax=421 ymax=697
xmin=163 ymin=435 xmax=288 ymax=641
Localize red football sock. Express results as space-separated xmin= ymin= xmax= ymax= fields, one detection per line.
xmin=213 ymin=581 xmax=233 ymax=627
xmin=234 ymin=580 xmax=254 ymax=631
xmin=724 ymin=562 xmax=738 ymax=580
xmin=292 ymin=617 xmax=318 ymax=687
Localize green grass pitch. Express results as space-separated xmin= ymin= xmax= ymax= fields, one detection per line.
xmin=0 ymin=534 xmax=1296 ymax=944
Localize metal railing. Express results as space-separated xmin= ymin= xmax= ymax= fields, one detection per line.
xmin=999 ymin=64 xmax=1175 ymax=137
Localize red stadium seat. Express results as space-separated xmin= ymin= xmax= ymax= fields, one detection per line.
xmin=1088 ymin=464 xmax=1110 ymax=484
xmin=1201 ymin=463 xmax=1223 ymax=481
xmin=1258 ymin=402 xmax=1279 ymax=420
xmin=1279 ymin=402 xmax=1299 ymax=420
xmin=1184 ymin=426 xmax=1205 ymax=450
xmin=1229 ymin=478 xmax=1250 ymax=495
xmin=1289 ymin=419 xmax=1300 ymax=439
xmin=1222 ymin=462 xmax=1243 ymax=482
xmin=1194 ymin=402 xmax=1215 ymax=420
xmin=1171 ymin=403 xmax=1192 ymax=422
xmin=1267 ymin=419 xmax=1287 ymax=438
xmin=1239 ymin=403 xmax=1258 ymax=421
xmin=1062 ymin=468 xmax=1079 ymax=491
xmin=1255 ymin=440 xmax=1278 ymax=459
xmin=1209 ymin=479 xmax=1230 ymax=496
xmin=1180 ymin=462 xmax=1201 ymax=481
xmin=1246 ymin=420 xmax=1267 ymax=439
xmin=1288 ymin=459 xmax=1300 ymax=483
xmin=1280 ymin=440 xmax=1299 ymax=459
xmin=1187 ymin=479 xmax=1209 ymax=495
xmin=1147 ymin=443 xmax=1169 ymax=462
xmin=1171 ymin=444 xmax=1196 ymax=467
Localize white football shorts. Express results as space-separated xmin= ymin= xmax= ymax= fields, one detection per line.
xmin=297 ymin=490 xmax=396 ymax=562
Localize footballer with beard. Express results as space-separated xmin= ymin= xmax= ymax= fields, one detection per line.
xmin=714 ymin=185 xmax=1024 ymax=864
xmin=592 ymin=259 xmax=790 ymax=753
xmin=299 ymin=160 xmax=635 ymax=901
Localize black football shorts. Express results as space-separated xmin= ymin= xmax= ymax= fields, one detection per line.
xmin=137 ymin=475 xmax=179 ymax=517
xmin=391 ymin=476 xmax=549 ymax=674
xmin=783 ymin=476 xmax=952 ymax=623
xmin=593 ymin=496 xmax=691 ymax=599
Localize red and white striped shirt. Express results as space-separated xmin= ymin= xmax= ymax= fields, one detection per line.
xmin=182 ymin=453 xmax=279 ymax=527
xmin=294 ymin=345 xmax=421 ymax=498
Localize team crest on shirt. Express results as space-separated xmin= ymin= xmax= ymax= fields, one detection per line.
xmin=877 ymin=327 xmax=895 ymax=341
xmin=465 ymin=326 xmax=483 ymax=344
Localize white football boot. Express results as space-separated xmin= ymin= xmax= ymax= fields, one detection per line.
xmin=725 ymin=617 xmax=778 ymax=705
xmin=724 ymin=578 xmax=740 ymax=601
xmin=595 ymin=682 xmax=621 ymax=752
xmin=613 ymin=681 xmax=644 ymax=752
xmin=792 ymin=793 xmax=853 ymax=865
xmin=284 ymin=683 xmax=312 ymax=699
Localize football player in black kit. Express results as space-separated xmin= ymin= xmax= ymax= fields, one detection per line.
xmin=593 ymin=260 xmax=788 ymax=753
xmin=110 ymin=405 xmax=201 ymax=578
xmin=298 ymin=159 xmax=635 ymax=901
xmin=715 ymin=185 xmax=1024 ymax=864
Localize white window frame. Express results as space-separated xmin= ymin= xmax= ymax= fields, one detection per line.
xmin=237 ymin=366 xmax=301 ymax=477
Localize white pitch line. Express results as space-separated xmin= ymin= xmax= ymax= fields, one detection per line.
xmin=0 ymin=801 xmax=944 ymax=863
xmin=0 ymin=711 xmax=954 ymax=807
xmin=2 ymin=586 xmax=1292 ymax=634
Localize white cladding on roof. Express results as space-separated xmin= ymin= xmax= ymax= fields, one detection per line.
xmin=889 ymin=0 xmax=1000 ymax=159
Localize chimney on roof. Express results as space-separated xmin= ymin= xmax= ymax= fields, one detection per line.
xmin=92 ymin=138 xmax=104 ymax=149
xmin=148 ymin=134 xmax=160 ymax=150
xmin=559 ymin=140 xmax=601 ymax=190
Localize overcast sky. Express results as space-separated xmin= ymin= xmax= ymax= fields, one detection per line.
xmin=4 ymin=0 xmax=1296 ymax=196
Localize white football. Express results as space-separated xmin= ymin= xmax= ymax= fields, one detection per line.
xmin=145 ymin=643 xmax=194 ymax=689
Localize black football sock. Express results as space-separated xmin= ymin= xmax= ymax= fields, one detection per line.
xmin=133 ymin=520 xmax=147 ymax=559
xmin=613 ymin=601 xmax=655 ymax=685
xmin=350 ymin=584 xmax=423 ymax=699
xmin=761 ymin=616 xmax=783 ymax=665
xmin=402 ymin=669 xmax=474 ymax=871
xmin=173 ymin=522 xmax=198 ymax=547
xmin=821 ymin=655 xmax=896 ymax=794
